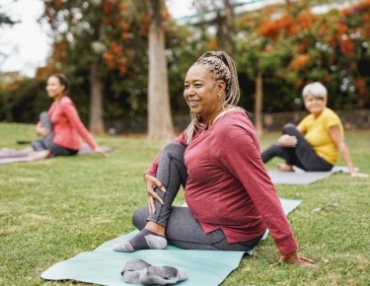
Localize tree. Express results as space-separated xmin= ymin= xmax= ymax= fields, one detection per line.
xmin=236 ymin=3 xmax=294 ymax=136
xmin=192 ymin=0 xmax=236 ymax=56
xmin=41 ymin=0 xmax=141 ymax=134
xmin=146 ymin=0 xmax=175 ymax=141
xmin=235 ymin=0 xmax=370 ymax=133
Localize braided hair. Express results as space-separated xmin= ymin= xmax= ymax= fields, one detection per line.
xmin=186 ymin=51 xmax=241 ymax=144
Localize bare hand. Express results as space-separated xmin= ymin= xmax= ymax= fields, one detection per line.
xmin=37 ymin=127 xmax=50 ymax=137
xmin=278 ymin=251 xmax=315 ymax=266
xmin=277 ymin=134 xmax=297 ymax=147
xmin=144 ymin=174 xmax=166 ymax=214
xmin=350 ymin=172 xmax=368 ymax=178
xmin=94 ymin=146 xmax=108 ymax=157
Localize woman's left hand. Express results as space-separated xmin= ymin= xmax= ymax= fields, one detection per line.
xmin=277 ymin=134 xmax=297 ymax=147
xmin=94 ymin=146 xmax=108 ymax=157
xmin=37 ymin=127 xmax=50 ymax=137
xmin=144 ymin=174 xmax=166 ymax=214
xmin=350 ymin=172 xmax=368 ymax=178
xmin=278 ymin=251 xmax=315 ymax=266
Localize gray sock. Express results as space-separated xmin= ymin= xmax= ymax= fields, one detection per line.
xmin=121 ymin=259 xmax=187 ymax=285
xmin=140 ymin=265 xmax=187 ymax=285
xmin=121 ymin=259 xmax=151 ymax=283
xmin=113 ymin=229 xmax=167 ymax=252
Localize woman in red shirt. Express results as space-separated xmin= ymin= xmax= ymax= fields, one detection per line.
xmin=31 ymin=73 xmax=106 ymax=159
xmin=113 ymin=51 xmax=312 ymax=266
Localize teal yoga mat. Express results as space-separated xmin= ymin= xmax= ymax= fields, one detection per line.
xmin=41 ymin=198 xmax=302 ymax=286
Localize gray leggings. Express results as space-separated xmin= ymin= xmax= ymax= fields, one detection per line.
xmin=132 ymin=142 xmax=263 ymax=251
xmin=261 ymin=123 xmax=333 ymax=171
xmin=31 ymin=112 xmax=78 ymax=156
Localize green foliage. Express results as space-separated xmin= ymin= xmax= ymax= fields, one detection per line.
xmin=38 ymin=0 xmax=207 ymax=121
xmin=0 ymin=123 xmax=370 ymax=285
xmin=3 ymin=0 xmax=370 ymax=127
xmin=233 ymin=0 xmax=370 ymax=112
xmin=0 ymin=78 xmax=50 ymax=123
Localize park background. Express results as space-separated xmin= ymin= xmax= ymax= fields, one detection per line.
xmin=1 ymin=1 xmax=370 ymax=286
xmin=1 ymin=0 xmax=370 ymax=140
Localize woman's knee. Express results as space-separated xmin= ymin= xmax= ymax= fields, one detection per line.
xmin=161 ymin=142 xmax=186 ymax=159
xmin=282 ymin=123 xmax=298 ymax=135
xmin=39 ymin=112 xmax=53 ymax=129
xmin=31 ymin=139 xmax=46 ymax=151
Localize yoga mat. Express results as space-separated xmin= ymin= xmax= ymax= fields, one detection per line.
xmin=0 ymin=144 xmax=112 ymax=164
xmin=268 ymin=166 xmax=358 ymax=185
xmin=41 ymin=198 xmax=302 ymax=286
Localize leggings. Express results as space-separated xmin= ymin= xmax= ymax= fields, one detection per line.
xmin=31 ymin=112 xmax=78 ymax=156
xmin=261 ymin=123 xmax=333 ymax=171
xmin=132 ymin=142 xmax=263 ymax=251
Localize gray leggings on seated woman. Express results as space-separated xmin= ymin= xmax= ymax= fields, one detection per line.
xmin=31 ymin=112 xmax=78 ymax=156
xmin=132 ymin=142 xmax=263 ymax=251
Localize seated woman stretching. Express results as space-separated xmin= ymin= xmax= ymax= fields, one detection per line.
xmin=261 ymin=82 xmax=367 ymax=177
xmin=113 ymin=51 xmax=313 ymax=266
xmin=29 ymin=73 xmax=107 ymax=159
xmin=0 ymin=74 xmax=106 ymax=161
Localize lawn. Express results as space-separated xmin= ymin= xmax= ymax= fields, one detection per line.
xmin=0 ymin=123 xmax=369 ymax=286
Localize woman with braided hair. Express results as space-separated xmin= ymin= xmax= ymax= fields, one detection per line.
xmin=114 ymin=51 xmax=313 ymax=266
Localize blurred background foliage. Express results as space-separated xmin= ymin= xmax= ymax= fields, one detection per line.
xmin=1 ymin=0 xmax=369 ymax=131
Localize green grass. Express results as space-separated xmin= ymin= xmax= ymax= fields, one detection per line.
xmin=0 ymin=123 xmax=369 ymax=286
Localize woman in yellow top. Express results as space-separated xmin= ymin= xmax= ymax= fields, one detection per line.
xmin=261 ymin=82 xmax=367 ymax=177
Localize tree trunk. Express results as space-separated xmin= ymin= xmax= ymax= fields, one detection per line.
xmin=88 ymin=61 xmax=105 ymax=134
xmin=216 ymin=0 xmax=235 ymax=56
xmin=146 ymin=0 xmax=175 ymax=141
xmin=254 ymin=72 xmax=263 ymax=137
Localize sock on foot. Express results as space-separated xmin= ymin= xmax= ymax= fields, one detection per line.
xmin=113 ymin=229 xmax=167 ymax=252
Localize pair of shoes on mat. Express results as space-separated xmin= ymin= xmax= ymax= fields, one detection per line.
xmin=121 ymin=259 xmax=187 ymax=285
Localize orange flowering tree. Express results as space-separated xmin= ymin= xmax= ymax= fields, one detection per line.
xmin=237 ymin=0 xmax=370 ymax=117
xmin=41 ymin=0 xmax=151 ymax=133
xmin=235 ymin=3 xmax=296 ymax=135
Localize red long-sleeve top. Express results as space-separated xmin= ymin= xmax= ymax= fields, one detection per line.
xmin=39 ymin=96 xmax=97 ymax=151
xmin=146 ymin=109 xmax=298 ymax=255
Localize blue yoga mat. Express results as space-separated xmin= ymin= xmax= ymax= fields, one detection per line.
xmin=41 ymin=198 xmax=302 ymax=286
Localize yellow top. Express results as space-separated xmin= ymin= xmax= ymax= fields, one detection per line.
xmin=298 ymin=108 xmax=343 ymax=165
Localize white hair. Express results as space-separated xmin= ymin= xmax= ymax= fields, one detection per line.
xmin=302 ymin=82 xmax=327 ymax=99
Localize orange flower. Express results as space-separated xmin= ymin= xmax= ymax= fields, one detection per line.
xmin=353 ymin=78 xmax=366 ymax=95
xmin=122 ymin=32 xmax=130 ymax=40
xmin=110 ymin=41 xmax=122 ymax=55
xmin=340 ymin=37 xmax=354 ymax=57
xmin=102 ymin=4 xmax=110 ymax=14
xmin=54 ymin=0 xmax=62 ymax=8
xmin=119 ymin=66 xmax=128 ymax=75
xmin=294 ymin=79 xmax=304 ymax=88
xmin=325 ymin=74 xmax=332 ymax=82
xmin=289 ymin=54 xmax=311 ymax=70
xmin=337 ymin=22 xmax=348 ymax=34
xmin=208 ymin=39 xmax=217 ymax=49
